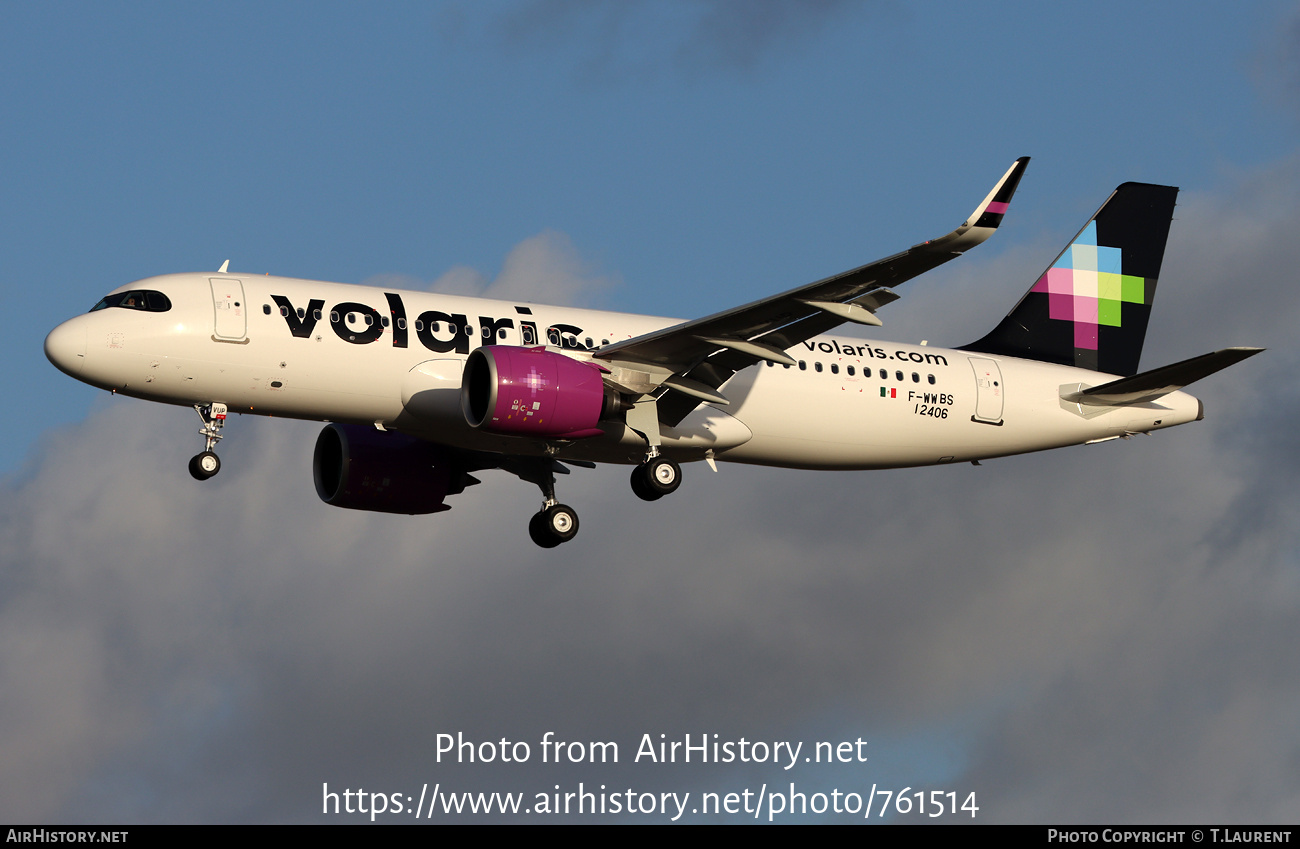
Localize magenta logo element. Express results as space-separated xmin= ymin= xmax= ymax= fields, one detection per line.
xmin=521 ymin=367 xmax=546 ymax=394
xmin=1030 ymin=222 xmax=1147 ymax=350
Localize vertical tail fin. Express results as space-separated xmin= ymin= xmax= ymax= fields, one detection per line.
xmin=963 ymin=182 xmax=1178 ymax=376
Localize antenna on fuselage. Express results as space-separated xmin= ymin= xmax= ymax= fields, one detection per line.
xmin=217 ymin=260 xmax=230 ymax=273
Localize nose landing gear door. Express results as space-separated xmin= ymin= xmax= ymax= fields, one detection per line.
xmin=210 ymin=278 xmax=248 ymax=342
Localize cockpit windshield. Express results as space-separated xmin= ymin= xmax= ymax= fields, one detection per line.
xmin=89 ymin=290 xmax=172 ymax=313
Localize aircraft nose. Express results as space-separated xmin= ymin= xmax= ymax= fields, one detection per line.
xmin=45 ymin=318 xmax=87 ymax=376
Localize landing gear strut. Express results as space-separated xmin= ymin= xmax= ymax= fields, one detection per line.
xmin=525 ymin=461 xmax=580 ymax=548
xmin=189 ymin=402 xmax=227 ymax=481
xmin=625 ymin=396 xmax=681 ymax=502
xmin=630 ymin=452 xmax=681 ymax=502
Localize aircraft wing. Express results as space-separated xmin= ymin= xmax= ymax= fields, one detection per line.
xmin=595 ymin=157 xmax=1030 ymax=425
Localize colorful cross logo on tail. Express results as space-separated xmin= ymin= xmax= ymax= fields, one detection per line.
xmin=1030 ymin=222 xmax=1147 ymax=351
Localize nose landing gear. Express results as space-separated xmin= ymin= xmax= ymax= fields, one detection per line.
xmin=188 ymin=402 xmax=227 ymax=481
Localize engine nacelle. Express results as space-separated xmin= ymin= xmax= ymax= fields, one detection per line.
xmin=313 ymin=423 xmax=454 ymax=515
xmin=461 ymin=345 xmax=614 ymax=439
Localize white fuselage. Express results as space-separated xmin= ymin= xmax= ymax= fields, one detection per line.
xmin=45 ymin=272 xmax=1203 ymax=469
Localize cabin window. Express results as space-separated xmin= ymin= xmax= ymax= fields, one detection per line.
xmin=847 ymin=365 xmax=855 ymax=376
xmin=313 ymin=309 xmax=322 ymax=321
xmin=895 ymin=370 xmax=903 ymax=381
xmin=380 ymin=315 xmax=389 ymax=327
xmin=879 ymin=369 xmax=887 ymax=380
xmin=798 ymin=361 xmax=807 ymax=371
xmin=414 ymin=320 xmax=424 ymax=331
xmin=397 ymin=318 xmax=406 ymax=330
xmin=601 ymin=339 xmax=609 ymax=347
xmin=498 ymin=328 xmax=507 ymax=339
xmin=330 ymin=311 xmax=339 ymax=323
xmin=814 ymin=362 xmax=823 ymax=373
xmin=928 ymin=374 xmax=935 ymax=384
xmin=264 ymin=304 xmax=272 ymax=316
xmin=548 ymin=328 xmax=562 ymax=345
xmin=912 ymin=372 xmax=920 ymax=383
xmin=297 ymin=308 xmax=305 ymax=319
xmin=522 ymin=326 xmax=537 ymax=345
xmin=830 ymin=363 xmax=839 ymax=374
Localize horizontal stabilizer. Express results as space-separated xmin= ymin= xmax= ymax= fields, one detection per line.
xmin=1062 ymin=347 xmax=1263 ymax=407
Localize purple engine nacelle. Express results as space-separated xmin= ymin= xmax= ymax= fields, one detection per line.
xmin=461 ymin=345 xmax=611 ymax=439
xmin=313 ymin=423 xmax=454 ymax=515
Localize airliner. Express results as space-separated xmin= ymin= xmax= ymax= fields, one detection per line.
xmin=44 ymin=159 xmax=1261 ymax=547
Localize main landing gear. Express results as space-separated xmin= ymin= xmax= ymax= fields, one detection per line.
xmin=520 ymin=400 xmax=683 ymax=547
xmin=521 ymin=452 xmax=683 ymax=548
xmin=525 ymin=461 xmax=579 ymax=548
xmin=188 ymin=402 xmax=227 ymax=481
xmin=630 ymin=453 xmax=681 ymax=502
xmin=528 ymin=503 xmax=579 ymax=549
xmin=624 ymin=398 xmax=681 ymax=502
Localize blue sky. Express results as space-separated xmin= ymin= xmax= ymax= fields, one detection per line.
xmin=7 ymin=1 xmax=1295 ymax=471
xmin=4 ymin=1 xmax=1300 ymax=823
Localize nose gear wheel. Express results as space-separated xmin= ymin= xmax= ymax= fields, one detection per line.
xmin=188 ymin=451 xmax=221 ymax=480
xmin=189 ymin=403 xmax=228 ymax=481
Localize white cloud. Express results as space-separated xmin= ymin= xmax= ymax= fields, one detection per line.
xmin=362 ymin=230 xmax=613 ymax=308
